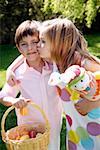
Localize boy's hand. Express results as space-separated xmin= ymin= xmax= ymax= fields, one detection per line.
xmin=6 ymin=70 xmax=20 ymax=86
xmin=13 ymin=98 xmax=31 ymax=109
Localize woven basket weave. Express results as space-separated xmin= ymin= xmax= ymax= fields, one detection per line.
xmin=1 ymin=102 xmax=50 ymax=150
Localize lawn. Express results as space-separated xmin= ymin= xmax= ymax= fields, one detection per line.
xmin=0 ymin=45 xmax=20 ymax=89
xmin=0 ymin=33 xmax=100 ymax=150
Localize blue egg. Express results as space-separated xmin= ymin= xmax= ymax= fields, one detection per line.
xmin=81 ymin=137 xmax=94 ymax=150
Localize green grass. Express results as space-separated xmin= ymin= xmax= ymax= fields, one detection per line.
xmin=0 ymin=71 xmax=6 ymax=89
xmin=0 ymin=45 xmax=20 ymax=89
xmin=0 ymin=45 xmax=20 ymax=70
xmin=84 ymin=33 xmax=100 ymax=57
xmin=0 ymin=45 xmax=19 ymax=149
xmin=0 ymin=33 xmax=100 ymax=150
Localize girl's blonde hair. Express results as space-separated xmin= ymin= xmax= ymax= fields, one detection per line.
xmin=43 ymin=18 xmax=100 ymax=73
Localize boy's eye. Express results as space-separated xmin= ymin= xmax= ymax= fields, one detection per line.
xmin=20 ymin=43 xmax=27 ymax=46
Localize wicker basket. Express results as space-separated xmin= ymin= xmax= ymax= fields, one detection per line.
xmin=1 ymin=102 xmax=50 ymax=150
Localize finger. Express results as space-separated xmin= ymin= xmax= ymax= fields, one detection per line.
xmin=7 ymin=78 xmax=15 ymax=86
xmin=14 ymin=102 xmax=20 ymax=108
xmin=12 ymin=77 xmax=19 ymax=85
xmin=20 ymin=100 xmax=27 ymax=108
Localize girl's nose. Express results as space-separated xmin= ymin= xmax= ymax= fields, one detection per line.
xmin=37 ymin=41 xmax=41 ymax=48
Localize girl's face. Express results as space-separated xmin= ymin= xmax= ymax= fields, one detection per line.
xmin=37 ymin=31 xmax=51 ymax=61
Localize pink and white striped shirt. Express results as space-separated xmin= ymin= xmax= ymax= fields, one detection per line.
xmin=0 ymin=58 xmax=63 ymax=150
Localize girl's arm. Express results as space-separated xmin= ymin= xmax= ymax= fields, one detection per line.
xmin=74 ymin=53 xmax=100 ymax=114
xmin=75 ymin=98 xmax=100 ymax=115
xmin=6 ymin=55 xmax=24 ymax=86
xmin=81 ymin=58 xmax=100 ymax=72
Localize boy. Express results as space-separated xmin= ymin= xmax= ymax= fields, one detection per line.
xmin=0 ymin=20 xmax=63 ymax=150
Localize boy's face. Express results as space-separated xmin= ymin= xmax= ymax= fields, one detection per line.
xmin=17 ymin=35 xmax=40 ymax=62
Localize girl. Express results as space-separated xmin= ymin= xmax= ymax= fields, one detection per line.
xmin=37 ymin=18 xmax=100 ymax=150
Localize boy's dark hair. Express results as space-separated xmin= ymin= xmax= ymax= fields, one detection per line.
xmin=15 ymin=20 xmax=40 ymax=45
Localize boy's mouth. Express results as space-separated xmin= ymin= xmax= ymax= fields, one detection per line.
xmin=27 ymin=51 xmax=38 ymax=55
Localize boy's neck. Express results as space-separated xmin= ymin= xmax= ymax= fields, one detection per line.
xmin=26 ymin=59 xmax=45 ymax=73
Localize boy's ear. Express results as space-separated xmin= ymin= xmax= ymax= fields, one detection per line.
xmin=16 ymin=44 xmax=19 ymax=49
xmin=16 ymin=44 xmax=21 ymax=53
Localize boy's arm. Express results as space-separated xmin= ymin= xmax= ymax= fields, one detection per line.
xmin=0 ymin=83 xmax=19 ymax=106
xmin=0 ymin=96 xmax=30 ymax=108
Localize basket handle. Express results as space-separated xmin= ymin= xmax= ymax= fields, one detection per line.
xmin=1 ymin=102 xmax=50 ymax=142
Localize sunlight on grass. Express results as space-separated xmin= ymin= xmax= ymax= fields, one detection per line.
xmin=94 ymin=43 xmax=100 ymax=48
xmin=0 ymin=71 xmax=6 ymax=89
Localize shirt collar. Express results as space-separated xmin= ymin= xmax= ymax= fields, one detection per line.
xmin=24 ymin=58 xmax=52 ymax=75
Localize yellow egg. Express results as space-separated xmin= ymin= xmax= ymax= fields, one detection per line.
xmin=20 ymin=107 xmax=28 ymax=116
xmin=36 ymin=133 xmax=42 ymax=138
xmin=20 ymin=135 xmax=30 ymax=140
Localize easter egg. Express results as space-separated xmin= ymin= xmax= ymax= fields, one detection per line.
xmin=29 ymin=130 xmax=37 ymax=138
xmin=36 ymin=124 xmax=45 ymax=134
xmin=20 ymin=107 xmax=28 ymax=116
xmin=20 ymin=135 xmax=30 ymax=140
xmin=36 ymin=133 xmax=42 ymax=138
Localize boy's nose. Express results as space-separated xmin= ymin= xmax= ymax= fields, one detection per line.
xmin=28 ymin=45 xmax=33 ymax=50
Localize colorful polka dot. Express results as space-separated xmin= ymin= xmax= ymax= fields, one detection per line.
xmin=66 ymin=115 xmax=72 ymax=127
xmin=87 ymin=122 xmax=100 ymax=136
xmin=88 ymin=108 xmax=100 ymax=119
xmin=68 ymin=130 xmax=80 ymax=144
xmin=76 ymin=127 xmax=89 ymax=140
xmin=81 ymin=137 xmax=94 ymax=150
xmin=68 ymin=140 xmax=77 ymax=150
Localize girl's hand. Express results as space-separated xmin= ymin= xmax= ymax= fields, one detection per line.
xmin=74 ymin=98 xmax=100 ymax=116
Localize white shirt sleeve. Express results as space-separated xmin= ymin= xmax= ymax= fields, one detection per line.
xmin=0 ymin=82 xmax=19 ymax=99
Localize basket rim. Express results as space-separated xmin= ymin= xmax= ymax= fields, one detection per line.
xmin=1 ymin=102 xmax=50 ymax=143
xmin=6 ymin=130 xmax=50 ymax=144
